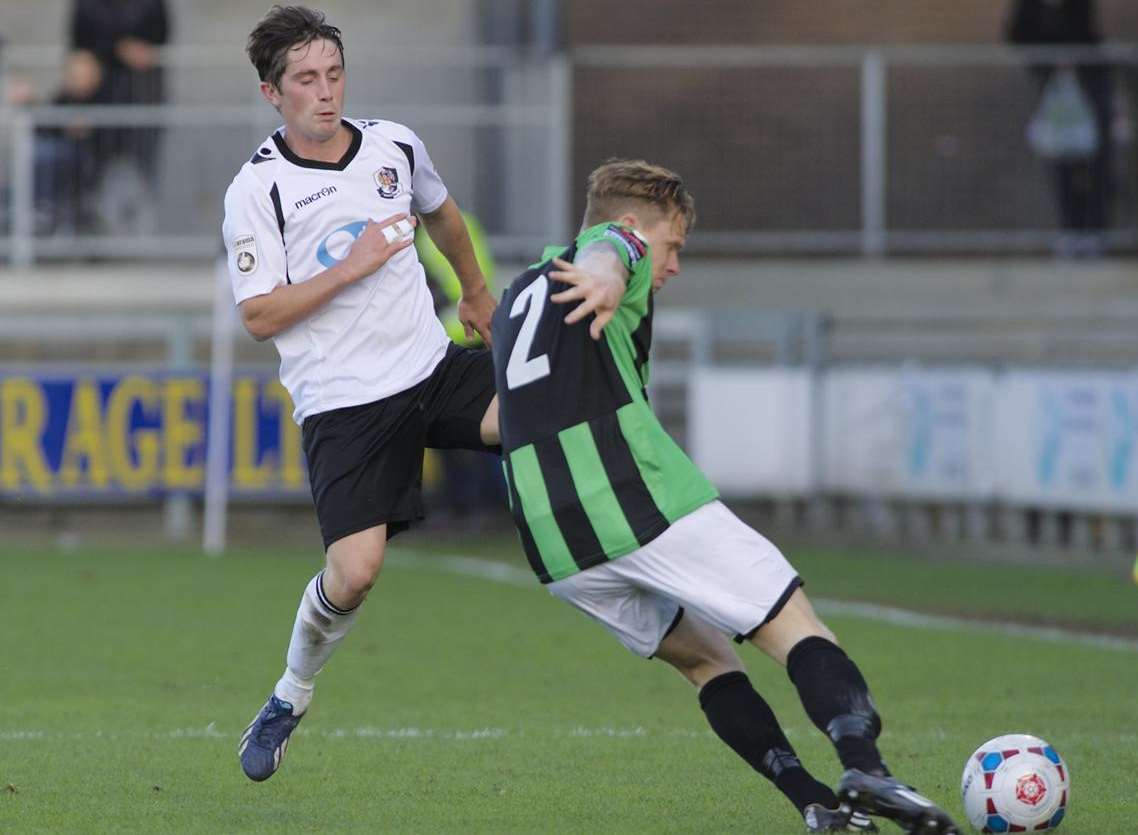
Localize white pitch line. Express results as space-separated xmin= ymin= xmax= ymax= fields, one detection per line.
xmin=811 ymin=599 xmax=1138 ymax=654
xmin=389 ymin=549 xmax=1138 ymax=654
xmin=3 ymin=726 xmax=1135 ymax=745
xmin=0 ymin=726 xmax=712 ymax=743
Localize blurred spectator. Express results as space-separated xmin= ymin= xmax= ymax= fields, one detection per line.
xmin=1006 ymin=0 xmax=1113 ymax=255
xmin=36 ymin=51 xmax=104 ymax=234
xmin=5 ymin=51 xmax=104 ymax=234
xmin=69 ymin=0 xmax=170 ymax=231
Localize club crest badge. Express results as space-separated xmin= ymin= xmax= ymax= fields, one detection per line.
xmin=374 ymin=166 xmax=401 ymax=198
xmin=232 ymin=234 xmax=258 ymax=274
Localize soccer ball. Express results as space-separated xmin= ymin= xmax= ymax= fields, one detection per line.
xmin=960 ymin=734 xmax=1069 ymax=832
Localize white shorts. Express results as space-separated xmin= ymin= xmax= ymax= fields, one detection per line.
xmin=547 ymin=500 xmax=801 ymax=658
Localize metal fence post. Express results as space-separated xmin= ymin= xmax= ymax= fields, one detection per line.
xmin=164 ymin=316 xmax=194 ymax=541
xmin=550 ymin=52 xmax=572 ymax=240
xmin=203 ymin=257 xmax=235 ymax=556
xmin=860 ymin=49 xmax=887 ymax=256
xmin=10 ymin=109 xmax=34 ymax=267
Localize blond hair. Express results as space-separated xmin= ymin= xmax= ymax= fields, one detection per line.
xmin=583 ymin=158 xmax=696 ymax=232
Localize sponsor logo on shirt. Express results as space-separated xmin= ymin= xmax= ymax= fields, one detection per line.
xmin=603 ymin=225 xmax=647 ymax=265
xmin=294 ymin=185 xmax=338 ymax=211
xmin=233 ymin=234 xmax=258 ymax=274
xmin=374 ymin=166 xmax=402 ymax=198
xmin=316 ymin=220 xmax=368 ymax=268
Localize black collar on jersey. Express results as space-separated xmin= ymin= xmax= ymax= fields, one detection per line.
xmin=271 ymin=120 xmax=362 ymax=171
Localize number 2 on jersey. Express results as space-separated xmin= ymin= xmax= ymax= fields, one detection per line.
xmin=505 ymin=275 xmax=551 ymax=390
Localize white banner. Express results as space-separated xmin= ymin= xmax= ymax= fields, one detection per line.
xmin=995 ymin=371 xmax=1138 ymax=511
xmin=821 ymin=367 xmax=996 ymax=499
xmin=687 ymin=365 xmax=1138 ymax=516
xmin=688 ymin=368 xmax=815 ymax=496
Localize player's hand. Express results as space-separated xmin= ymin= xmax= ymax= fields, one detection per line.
xmin=340 ymin=214 xmax=417 ymax=282
xmin=549 ymin=257 xmax=624 ymax=340
xmin=459 ymin=283 xmax=497 ymax=346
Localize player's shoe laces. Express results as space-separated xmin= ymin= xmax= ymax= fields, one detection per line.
xmin=803 ymin=802 xmax=879 ymax=833
xmin=837 ymin=769 xmax=960 ymax=835
xmin=238 ymin=694 xmax=304 ymax=782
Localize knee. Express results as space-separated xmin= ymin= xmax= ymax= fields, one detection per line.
xmin=815 ymin=622 xmax=838 ymax=646
xmin=339 ymin=563 xmax=380 ymax=599
xmin=669 ymin=649 xmax=743 ymax=689
xmin=327 ymin=546 xmax=385 ymax=604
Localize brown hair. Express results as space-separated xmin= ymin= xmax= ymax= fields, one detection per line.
xmin=583 ymin=158 xmax=696 ymax=232
xmin=246 ymin=5 xmax=345 ymax=90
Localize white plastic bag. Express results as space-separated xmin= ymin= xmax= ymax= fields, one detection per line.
xmin=1026 ymin=68 xmax=1100 ymax=160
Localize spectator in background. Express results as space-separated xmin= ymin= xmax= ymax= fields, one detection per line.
xmin=1006 ymin=0 xmax=1113 ymax=255
xmin=5 ymin=50 xmax=104 ymax=234
xmin=69 ymin=0 xmax=169 ymax=230
xmin=35 ymin=51 xmax=105 ymax=234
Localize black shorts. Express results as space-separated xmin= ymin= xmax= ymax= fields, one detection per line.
xmin=302 ymin=343 xmax=498 ymax=549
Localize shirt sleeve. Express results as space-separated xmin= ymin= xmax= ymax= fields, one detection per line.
xmin=573 ymin=223 xmax=653 ymax=333
xmin=221 ymin=169 xmax=288 ymax=306
xmin=575 ymin=223 xmax=648 ymax=275
xmin=407 ymin=129 xmax=449 ymax=215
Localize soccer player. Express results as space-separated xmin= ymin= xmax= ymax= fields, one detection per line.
xmin=222 ymin=6 xmax=499 ymax=781
xmin=490 ymin=159 xmax=960 ymax=835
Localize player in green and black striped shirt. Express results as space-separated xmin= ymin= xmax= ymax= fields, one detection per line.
xmin=490 ymin=160 xmax=959 ymax=835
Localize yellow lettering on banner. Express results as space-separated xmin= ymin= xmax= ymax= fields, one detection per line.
xmin=266 ymin=381 xmax=304 ymax=489
xmin=0 ymin=378 xmax=52 ymax=492
xmin=233 ymin=378 xmax=270 ymax=489
xmin=106 ymin=377 xmax=160 ymax=490
xmin=59 ymin=379 xmax=109 ymax=488
xmin=164 ymin=378 xmax=204 ymax=489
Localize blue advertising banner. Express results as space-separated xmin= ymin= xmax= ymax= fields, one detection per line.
xmin=0 ymin=371 xmax=306 ymax=498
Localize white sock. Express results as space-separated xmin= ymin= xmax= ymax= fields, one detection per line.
xmin=274 ymin=666 xmax=315 ymax=714
xmin=274 ymin=572 xmax=361 ymax=714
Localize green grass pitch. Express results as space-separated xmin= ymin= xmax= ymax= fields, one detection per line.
xmin=2 ymin=533 xmax=1135 ymax=833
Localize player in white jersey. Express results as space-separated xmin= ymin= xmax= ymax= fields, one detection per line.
xmin=223 ymin=5 xmax=500 ymax=782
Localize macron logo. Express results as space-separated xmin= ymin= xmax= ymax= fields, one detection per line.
xmin=295 ymin=186 xmax=338 ymax=211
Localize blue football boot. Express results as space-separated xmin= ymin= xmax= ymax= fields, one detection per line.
xmin=239 ymin=694 xmax=305 ymax=782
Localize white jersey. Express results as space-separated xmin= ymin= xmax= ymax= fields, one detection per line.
xmin=222 ymin=118 xmax=451 ymax=424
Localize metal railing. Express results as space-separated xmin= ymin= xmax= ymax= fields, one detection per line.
xmin=0 ymin=47 xmax=570 ymax=266
xmin=3 ymin=43 xmax=1138 ymax=263
xmin=574 ymin=43 xmax=1138 ymax=256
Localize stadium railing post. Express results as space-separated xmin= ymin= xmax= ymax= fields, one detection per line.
xmin=164 ymin=316 xmax=195 ymax=541
xmin=859 ymin=49 xmax=887 ymax=257
xmin=10 ymin=108 xmax=34 ymax=267
xmin=203 ymin=255 xmax=235 ymax=556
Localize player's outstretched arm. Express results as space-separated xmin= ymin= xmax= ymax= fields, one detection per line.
xmin=239 ymin=214 xmax=416 ymax=341
xmin=549 ymin=245 xmax=629 ymax=341
xmin=419 ymin=196 xmax=496 ymax=345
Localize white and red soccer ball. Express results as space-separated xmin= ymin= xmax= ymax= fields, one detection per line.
xmin=961 ymin=734 xmax=1070 ymax=832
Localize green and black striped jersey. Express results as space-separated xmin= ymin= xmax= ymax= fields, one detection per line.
xmin=490 ymin=222 xmax=718 ymax=584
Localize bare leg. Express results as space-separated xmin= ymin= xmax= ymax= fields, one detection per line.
xmin=747 ymin=587 xmax=836 ymax=666
xmin=479 ymin=394 xmax=499 ymax=446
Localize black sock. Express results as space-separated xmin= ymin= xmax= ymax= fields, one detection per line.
xmin=786 ymin=636 xmax=887 ymax=775
xmin=699 ymin=670 xmax=837 ymax=814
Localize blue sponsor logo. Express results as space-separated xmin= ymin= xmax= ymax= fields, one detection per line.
xmin=316 ymin=220 xmax=367 ymax=268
